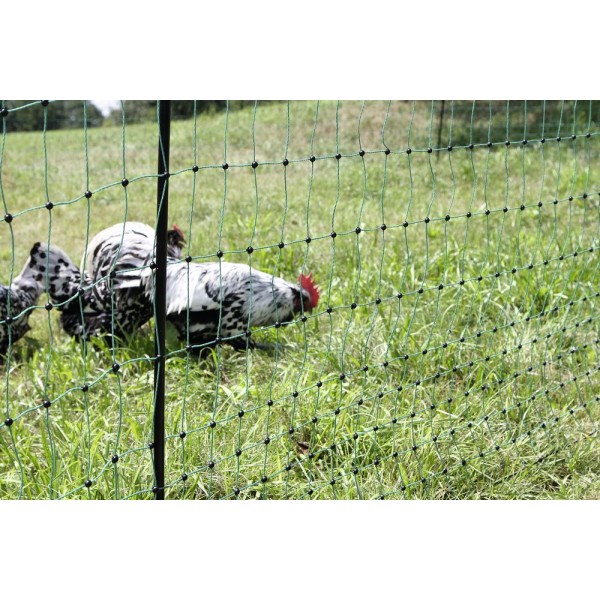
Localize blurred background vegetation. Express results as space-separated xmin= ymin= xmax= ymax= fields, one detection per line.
xmin=0 ymin=100 xmax=256 ymax=131
xmin=2 ymin=100 xmax=599 ymax=142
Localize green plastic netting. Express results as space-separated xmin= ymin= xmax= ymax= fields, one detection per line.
xmin=0 ymin=100 xmax=598 ymax=499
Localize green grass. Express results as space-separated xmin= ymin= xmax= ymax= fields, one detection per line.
xmin=1 ymin=100 xmax=599 ymax=499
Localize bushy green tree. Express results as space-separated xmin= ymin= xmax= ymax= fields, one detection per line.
xmin=0 ymin=100 xmax=104 ymax=132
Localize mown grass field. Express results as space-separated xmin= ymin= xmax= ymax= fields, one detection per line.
xmin=0 ymin=100 xmax=599 ymax=499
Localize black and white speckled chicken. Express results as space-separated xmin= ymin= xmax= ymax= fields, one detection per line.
xmin=141 ymin=259 xmax=320 ymax=350
xmin=53 ymin=221 xmax=185 ymax=340
xmin=0 ymin=242 xmax=73 ymax=355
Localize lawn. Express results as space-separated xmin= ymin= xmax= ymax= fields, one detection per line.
xmin=0 ymin=100 xmax=598 ymax=499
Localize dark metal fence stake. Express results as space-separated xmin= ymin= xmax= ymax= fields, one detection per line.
xmin=436 ymin=100 xmax=446 ymax=158
xmin=153 ymin=100 xmax=171 ymax=499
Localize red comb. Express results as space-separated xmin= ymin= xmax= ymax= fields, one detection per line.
xmin=172 ymin=223 xmax=183 ymax=236
xmin=298 ymin=273 xmax=320 ymax=309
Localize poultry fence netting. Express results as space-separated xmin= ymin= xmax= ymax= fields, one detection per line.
xmin=0 ymin=100 xmax=599 ymax=499
xmin=0 ymin=101 xmax=163 ymax=498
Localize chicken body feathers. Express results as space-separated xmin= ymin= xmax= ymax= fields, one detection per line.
xmin=142 ymin=260 xmax=316 ymax=348
xmin=54 ymin=221 xmax=183 ymax=340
